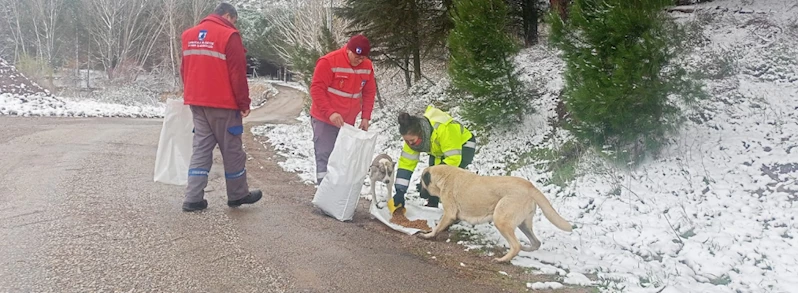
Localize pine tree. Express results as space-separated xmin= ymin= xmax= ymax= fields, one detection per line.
xmin=448 ymin=0 xmax=531 ymax=129
xmin=338 ymin=0 xmax=451 ymax=88
xmin=550 ymin=0 xmax=704 ymax=161
xmin=290 ymin=24 xmax=339 ymax=88
xmin=237 ymin=9 xmax=280 ymax=64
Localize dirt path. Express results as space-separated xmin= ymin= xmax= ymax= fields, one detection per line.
xmin=245 ymin=84 xmax=305 ymax=125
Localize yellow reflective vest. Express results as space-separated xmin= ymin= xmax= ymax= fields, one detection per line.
xmin=395 ymin=105 xmax=473 ymax=192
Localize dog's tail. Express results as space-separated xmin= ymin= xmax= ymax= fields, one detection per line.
xmin=528 ymin=184 xmax=572 ymax=232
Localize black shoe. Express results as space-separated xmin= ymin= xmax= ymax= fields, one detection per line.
xmin=182 ymin=200 xmax=208 ymax=212
xmin=228 ymin=190 xmax=263 ymax=207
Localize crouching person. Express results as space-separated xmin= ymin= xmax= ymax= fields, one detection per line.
xmin=180 ymin=3 xmax=261 ymax=211
xmin=388 ymin=105 xmax=477 ymax=215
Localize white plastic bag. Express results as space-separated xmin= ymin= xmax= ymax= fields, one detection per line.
xmin=312 ymin=124 xmax=378 ymax=221
xmin=153 ymin=99 xmax=194 ymax=185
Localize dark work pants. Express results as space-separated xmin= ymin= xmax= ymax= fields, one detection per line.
xmin=184 ymin=106 xmax=249 ymax=203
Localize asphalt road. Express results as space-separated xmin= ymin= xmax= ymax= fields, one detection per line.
xmin=0 ymin=86 xmax=589 ymax=293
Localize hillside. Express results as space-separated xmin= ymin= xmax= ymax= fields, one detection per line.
xmin=252 ymin=0 xmax=798 ymax=292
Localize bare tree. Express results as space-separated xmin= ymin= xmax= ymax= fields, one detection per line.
xmin=28 ymin=0 xmax=67 ymax=66
xmin=0 ymin=0 xmax=11 ymax=59
xmin=125 ymin=1 xmax=166 ymax=81
xmin=160 ymin=0 xmax=216 ymax=88
xmin=270 ymin=0 xmax=351 ymax=66
xmin=7 ymin=0 xmax=29 ymax=62
xmin=188 ymin=0 xmax=216 ymax=25
xmin=80 ymin=0 xmax=164 ymax=81
xmin=162 ymin=0 xmax=182 ymax=88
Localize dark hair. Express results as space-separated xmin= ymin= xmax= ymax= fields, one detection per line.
xmin=213 ymin=3 xmax=238 ymax=18
xmin=398 ymin=112 xmax=422 ymax=136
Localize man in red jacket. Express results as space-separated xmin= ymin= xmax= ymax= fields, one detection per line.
xmin=179 ymin=3 xmax=261 ymax=211
xmin=310 ymin=34 xmax=376 ymax=184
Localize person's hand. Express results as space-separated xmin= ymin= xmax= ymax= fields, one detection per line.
xmin=359 ymin=119 xmax=370 ymax=131
xmin=241 ymin=109 xmax=251 ymax=118
xmin=329 ymin=113 xmax=344 ymax=127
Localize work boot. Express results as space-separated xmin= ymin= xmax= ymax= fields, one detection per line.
xmin=228 ymin=190 xmax=263 ymax=207
xmin=387 ymin=198 xmax=405 ymax=216
xmin=182 ymin=200 xmax=208 ymax=212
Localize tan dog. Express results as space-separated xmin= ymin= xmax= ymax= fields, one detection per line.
xmin=418 ymin=164 xmax=573 ymax=263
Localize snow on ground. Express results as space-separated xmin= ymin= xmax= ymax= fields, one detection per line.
xmin=264 ymin=79 xmax=310 ymax=93
xmin=0 ymin=57 xmax=304 ymax=119
xmin=254 ymin=1 xmax=798 ymax=292
xmin=0 ymin=93 xmax=164 ymax=118
xmin=0 ymin=58 xmax=165 ymax=118
xmin=0 ymin=1 xmax=789 ymax=291
xmin=528 ymin=281 xmax=565 ymax=290
xmin=249 ymin=78 xmax=280 ymax=109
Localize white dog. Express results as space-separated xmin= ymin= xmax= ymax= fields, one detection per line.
xmin=368 ymin=154 xmax=395 ymax=209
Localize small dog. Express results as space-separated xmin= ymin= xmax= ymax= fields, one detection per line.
xmin=368 ymin=154 xmax=395 ymax=209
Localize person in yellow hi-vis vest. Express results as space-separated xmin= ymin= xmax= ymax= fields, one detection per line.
xmin=388 ymin=105 xmax=477 ymax=215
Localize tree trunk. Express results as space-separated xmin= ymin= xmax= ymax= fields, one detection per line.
xmin=522 ymin=0 xmax=539 ymax=46
xmin=410 ymin=0 xmax=422 ymax=82
xmin=404 ymin=56 xmax=412 ymax=89
xmin=86 ymin=40 xmax=90 ymax=88
xmin=374 ymin=76 xmax=386 ymax=108
xmin=76 ymin=19 xmax=80 ymax=88
xmin=8 ymin=1 xmax=25 ymax=62
xmin=550 ymin=0 xmax=569 ymax=21
xmin=165 ymin=0 xmax=178 ymax=88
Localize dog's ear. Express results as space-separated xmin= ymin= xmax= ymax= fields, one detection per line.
xmin=422 ymin=170 xmax=431 ymax=188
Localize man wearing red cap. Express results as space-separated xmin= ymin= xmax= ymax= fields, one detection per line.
xmin=309 ymin=34 xmax=377 ymax=185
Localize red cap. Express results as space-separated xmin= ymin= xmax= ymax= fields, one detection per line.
xmin=346 ymin=34 xmax=370 ymax=56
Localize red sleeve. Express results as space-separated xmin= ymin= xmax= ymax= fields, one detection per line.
xmin=360 ymin=67 xmax=376 ymax=120
xmin=180 ymin=59 xmax=185 ymax=85
xmin=310 ymin=58 xmax=335 ymax=119
xmin=226 ymin=33 xmax=250 ymax=111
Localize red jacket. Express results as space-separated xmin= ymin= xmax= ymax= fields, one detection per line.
xmin=181 ymin=15 xmax=250 ymax=111
xmin=310 ymin=47 xmax=376 ymax=126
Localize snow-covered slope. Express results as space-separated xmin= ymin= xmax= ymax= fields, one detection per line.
xmin=0 ymin=58 xmax=165 ymax=118
xmin=252 ymin=1 xmax=797 ymax=292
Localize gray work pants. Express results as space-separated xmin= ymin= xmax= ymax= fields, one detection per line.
xmin=311 ymin=117 xmax=340 ymax=185
xmin=184 ymin=106 xmax=249 ymax=203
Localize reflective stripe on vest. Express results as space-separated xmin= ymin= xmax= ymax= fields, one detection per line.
xmin=183 ymin=49 xmax=227 ymax=60
xmin=401 ymin=151 xmax=419 ymax=161
xmin=443 ymin=149 xmax=461 ymax=157
xmin=331 ymin=67 xmax=372 ymax=75
xmin=327 ymin=87 xmax=362 ymax=99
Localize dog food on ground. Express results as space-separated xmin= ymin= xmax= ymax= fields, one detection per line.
xmin=390 ymin=208 xmax=431 ymax=231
